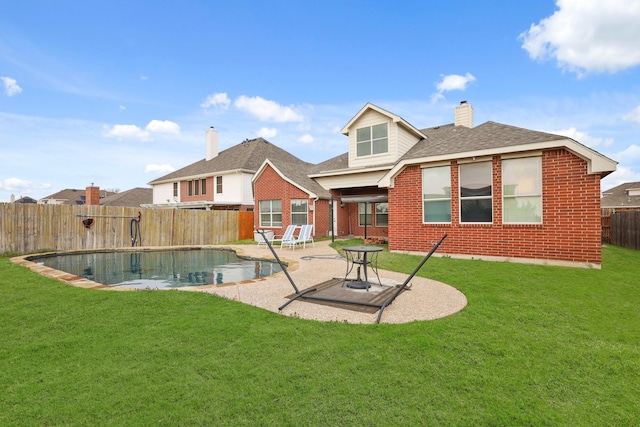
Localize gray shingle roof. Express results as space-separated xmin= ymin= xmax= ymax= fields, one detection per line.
xmin=149 ymin=138 xmax=304 ymax=184
xmin=402 ymin=121 xmax=566 ymax=160
xmin=601 ymin=181 xmax=640 ymax=208
xmin=100 ymin=187 xmax=152 ymax=207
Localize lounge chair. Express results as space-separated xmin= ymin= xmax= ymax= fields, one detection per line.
xmin=268 ymin=225 xmax=297 ymax=249
xmin=282 ymin=224 xmax=315 ymax=250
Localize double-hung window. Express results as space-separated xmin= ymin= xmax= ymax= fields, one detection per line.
xmin=356 ymin=123 xmax=388 ymax=157
xmin=259 ymin=200 xmax=282 ymax=227
xmin=423 ymin=165 xmax=452 ymax=223
xmin=375 ymin=203 xmax=388 ymax=226
xmin=291 ymin=199 xmax=308 ymax=225
xmin=216 ymin=176 xmax=223 ymax=194
xmin=459 ymin=162 xmax=492 ymax=223
xmin=358 ymin=203 xmax=372 ymax=226
xmin=502 ymin=156 xmax=542 ymax=223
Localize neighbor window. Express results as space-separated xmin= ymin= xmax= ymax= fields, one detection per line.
xmin=194 ymin=179 xmax=200 ymax=196
xmin=173 ymin=182 xmax=178 ymax=198
xmin=259 ymin=200 xmax=282 ymax=227
xmin=291 ymin=199 xmax=308 ymax=225
xmin=201 ymin=178 xmax=207 ymax=195
xmin=356 ymin=123 xmax=388 ymax=157
xmin=502 ymin=156 xmax=542 ymax=223
xmin=423 ymin=165 xmax=452 ymax=223
xmin=187 ymin=180 xmax=193 ymax=197
xmin=459 ymin=161 xmax=492 ymax=223
xmin=375 ymin=203 xmax=388 ymax=226
xmin=216 ymin=176 xmax=223 ymax=194
xmin=358 ymin=203 xmax=372 ymax=226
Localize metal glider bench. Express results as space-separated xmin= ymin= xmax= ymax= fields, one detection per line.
xmin=256 ymin=230 xmax=447 ymax=323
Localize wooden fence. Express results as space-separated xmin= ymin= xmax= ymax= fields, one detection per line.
xmin=0 ymin=204 xmax=255 ymax=254
xmin=610 ymin=210 xmax=640 ymax=251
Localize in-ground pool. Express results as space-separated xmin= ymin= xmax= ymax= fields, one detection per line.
xmin=28 ymin=248 xmax=283 ymax=289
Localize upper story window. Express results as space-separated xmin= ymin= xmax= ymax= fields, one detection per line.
xmin=173 ymin=183 xmax=178 ymax=198
xmin=460 ymin=161 xmax=492 ymax=223
xmin=356 ymin=123 xmax=388 ymax=157
xmin=503 ymin=156 xmax=542 ymax=223
xmin=216 ymin=176 xmax=223 ymax=194
xmin=201 ymin=178 xmax=207 ymax=195
xmin=423 ymin=165 xmax=452 ymax=223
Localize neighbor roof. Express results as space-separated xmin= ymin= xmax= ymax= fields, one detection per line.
xmin=601 ymin=181 xmax=640 ymax=208
xmin=40 ymin=188 xmax=116 ymax=205
xmin=149 ymin=138 xmax=305 ymax=184
xmin=100 ymin=187 xmax=153 ymax=207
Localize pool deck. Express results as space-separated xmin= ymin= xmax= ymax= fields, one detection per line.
xmin=11 ymin=240 xmax=467 ymax=324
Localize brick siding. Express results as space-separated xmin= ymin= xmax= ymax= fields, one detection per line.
xmin=389 ymin=150 xmax=603 ymax=264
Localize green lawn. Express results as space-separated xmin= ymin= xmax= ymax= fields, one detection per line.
xmin=1 ymin=243 xmax=638 ymax=426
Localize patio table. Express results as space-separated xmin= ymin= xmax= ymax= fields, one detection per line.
xmin=342 ymin=245 xmax=383 ymax=290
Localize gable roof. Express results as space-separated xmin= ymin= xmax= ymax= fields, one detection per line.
xmin=341 ymin=102 xmax=426 ymax=139
xmin=100 ymin=187 xmax=152 ymax=207
xmin=254 ymin=156 xmax=332 ymax=199
xmin=148 ymin=138 xmax=301 ymax=184
xmin=601 ymin=181 xmax=640 ymax=208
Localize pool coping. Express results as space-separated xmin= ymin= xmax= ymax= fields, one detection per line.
xmin=10 ymin=245 xmax=299 ymax=291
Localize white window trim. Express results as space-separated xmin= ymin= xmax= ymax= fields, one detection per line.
xmin=459 ymin=161 xmax=493 ymax=224
xmin=422 ymin=165 xmax=452 ymax=224
xmin=502 ymin=156 xmax=543 ymax=225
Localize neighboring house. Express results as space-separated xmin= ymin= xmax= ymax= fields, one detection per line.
xmin=12 ymin=196 xmax=37 ymax=204
xmin=146 ymin=127 xmax=312 ymax=210
xmin=253 ymin=101 xmax=617 ymax=267
xmin=100 ymin=187 xmax=152 ymax=208
xmin=39 ymin=188 xmax=116 ymax=205
xmin=601 ymin=181 xmax=640 ymax=213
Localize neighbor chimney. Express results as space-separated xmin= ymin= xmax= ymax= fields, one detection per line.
xmin=454 ymin=101 xmax=473 ymax=128
xmin=85 ymin=185 xmax=100 ymax=205
xmin=206 ymin=126 xmax=219 ymax=161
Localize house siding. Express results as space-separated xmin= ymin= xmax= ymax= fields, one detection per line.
xmin=348 ymin=110 xmax=395 ymax=168
xmin=389 ymin=149 xmax=603 ymax=265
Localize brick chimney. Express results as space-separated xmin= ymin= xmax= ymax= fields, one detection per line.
xmin=206 ymin=126 xmax=219 ymax=161
xmin=454 ymin=101 xmax=473 ymax=128
xmin=85 ymin=185 xmax=101 ymax=205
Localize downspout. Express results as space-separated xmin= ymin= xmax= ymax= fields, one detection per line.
xmin=312 ymin=196 xmax=318 ymax=236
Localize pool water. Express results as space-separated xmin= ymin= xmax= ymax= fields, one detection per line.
xmin=30 ymin=248 xmax=283 ymax=289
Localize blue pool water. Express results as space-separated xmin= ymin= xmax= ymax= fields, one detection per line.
xmin=29 ymin=248 xmax=283 ymax=289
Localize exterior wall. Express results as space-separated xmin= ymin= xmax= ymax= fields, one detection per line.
xmin=253 ymin=165 xmax=322 ymax=236
xmin=179 ymin=177 xmax=213 ymax=203
xmin=388 ymin=149 xmax=603 ymax=265
xmin=152 ymin=182 xmax=175 ymax=204
xmin=314 ymin=170 xmax=389 ymax=190
xmin=348 ymin=110 xmax=395 ymax=168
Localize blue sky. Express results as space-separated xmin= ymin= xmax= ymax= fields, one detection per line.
xmin=1 ymin=0 xmax=640 ymax=202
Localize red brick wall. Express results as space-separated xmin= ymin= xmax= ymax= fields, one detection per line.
xmin=254 ymin=165 xmax=325 ymax=236
xmin=179 ymin=177 xmax=213 ymax=202
xmin=85 ymin=186 xmax=100 ymax=206
xmin=389 ymin=150 xmax=603 ymax=265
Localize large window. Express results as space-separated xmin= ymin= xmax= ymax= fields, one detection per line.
xmin=259 ymin=200 xmax=282 ymax=227
xmin=423 ymin=165 xmax=452 ymax=223
xmin=291 ymin=199 xmax=308 ymax=225
xmin=503 ymin=156 xmax=542 ymax=223
xmin=358 ymin=203 xmax=372 ymax=226
xmin=459 ymin=162 xmax=492 ymax=223
xmin=356 ymin=123 xmax=388 ymax=157
xmin=375 ymin=203 xmax=388 ymax=226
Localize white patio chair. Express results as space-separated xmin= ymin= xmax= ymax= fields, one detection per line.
xmin=270 ymin=225 xmax=297 ymax=249
xmin=282 ymin=224 xmax=315 ymax=250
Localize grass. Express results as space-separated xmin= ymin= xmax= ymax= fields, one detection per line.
xmin=1 ymin=243 xmax=639 ymax=425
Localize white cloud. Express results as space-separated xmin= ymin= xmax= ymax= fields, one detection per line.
xmin=623 ymin=106 xmax=640 ymax=124
xmin=601 ymin=165 xmax=640 ymax=191
xmin=0 ymin=177 xmax=50 ymax=192
xmin=146 ymin=119 xmax=180 ymax=134
xmin=104 ymin=120 xmax=180 ymax=141
xmin=201 ymin=92 xmax=231 ymax=109
xmin=1 ymin=77 xmax=23 ymax=96
xmin=257 ymin=127 xmax=278 ymax=139
xmin=519 ymin=0 xmax=640 ymax=75
xmin=234 ymin=95 xmax=304 ymax=122
xmin=298 ymin=134 xmax=314 ymax=144
xmin=145 ymin=164 xmax=175 ymax=174
xmin=103 ymin=124 xmax=150 ymax=141
xmin=119 ymin=105 xmax=126 ymax=111
xmin=431 ymin=73 xmax=476 ymax=103
xmin=549 ymin=127 xmax=614 ymax=148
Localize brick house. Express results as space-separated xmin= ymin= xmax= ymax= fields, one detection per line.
xmin=254 ymin=102 xmax=617 ymax=268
